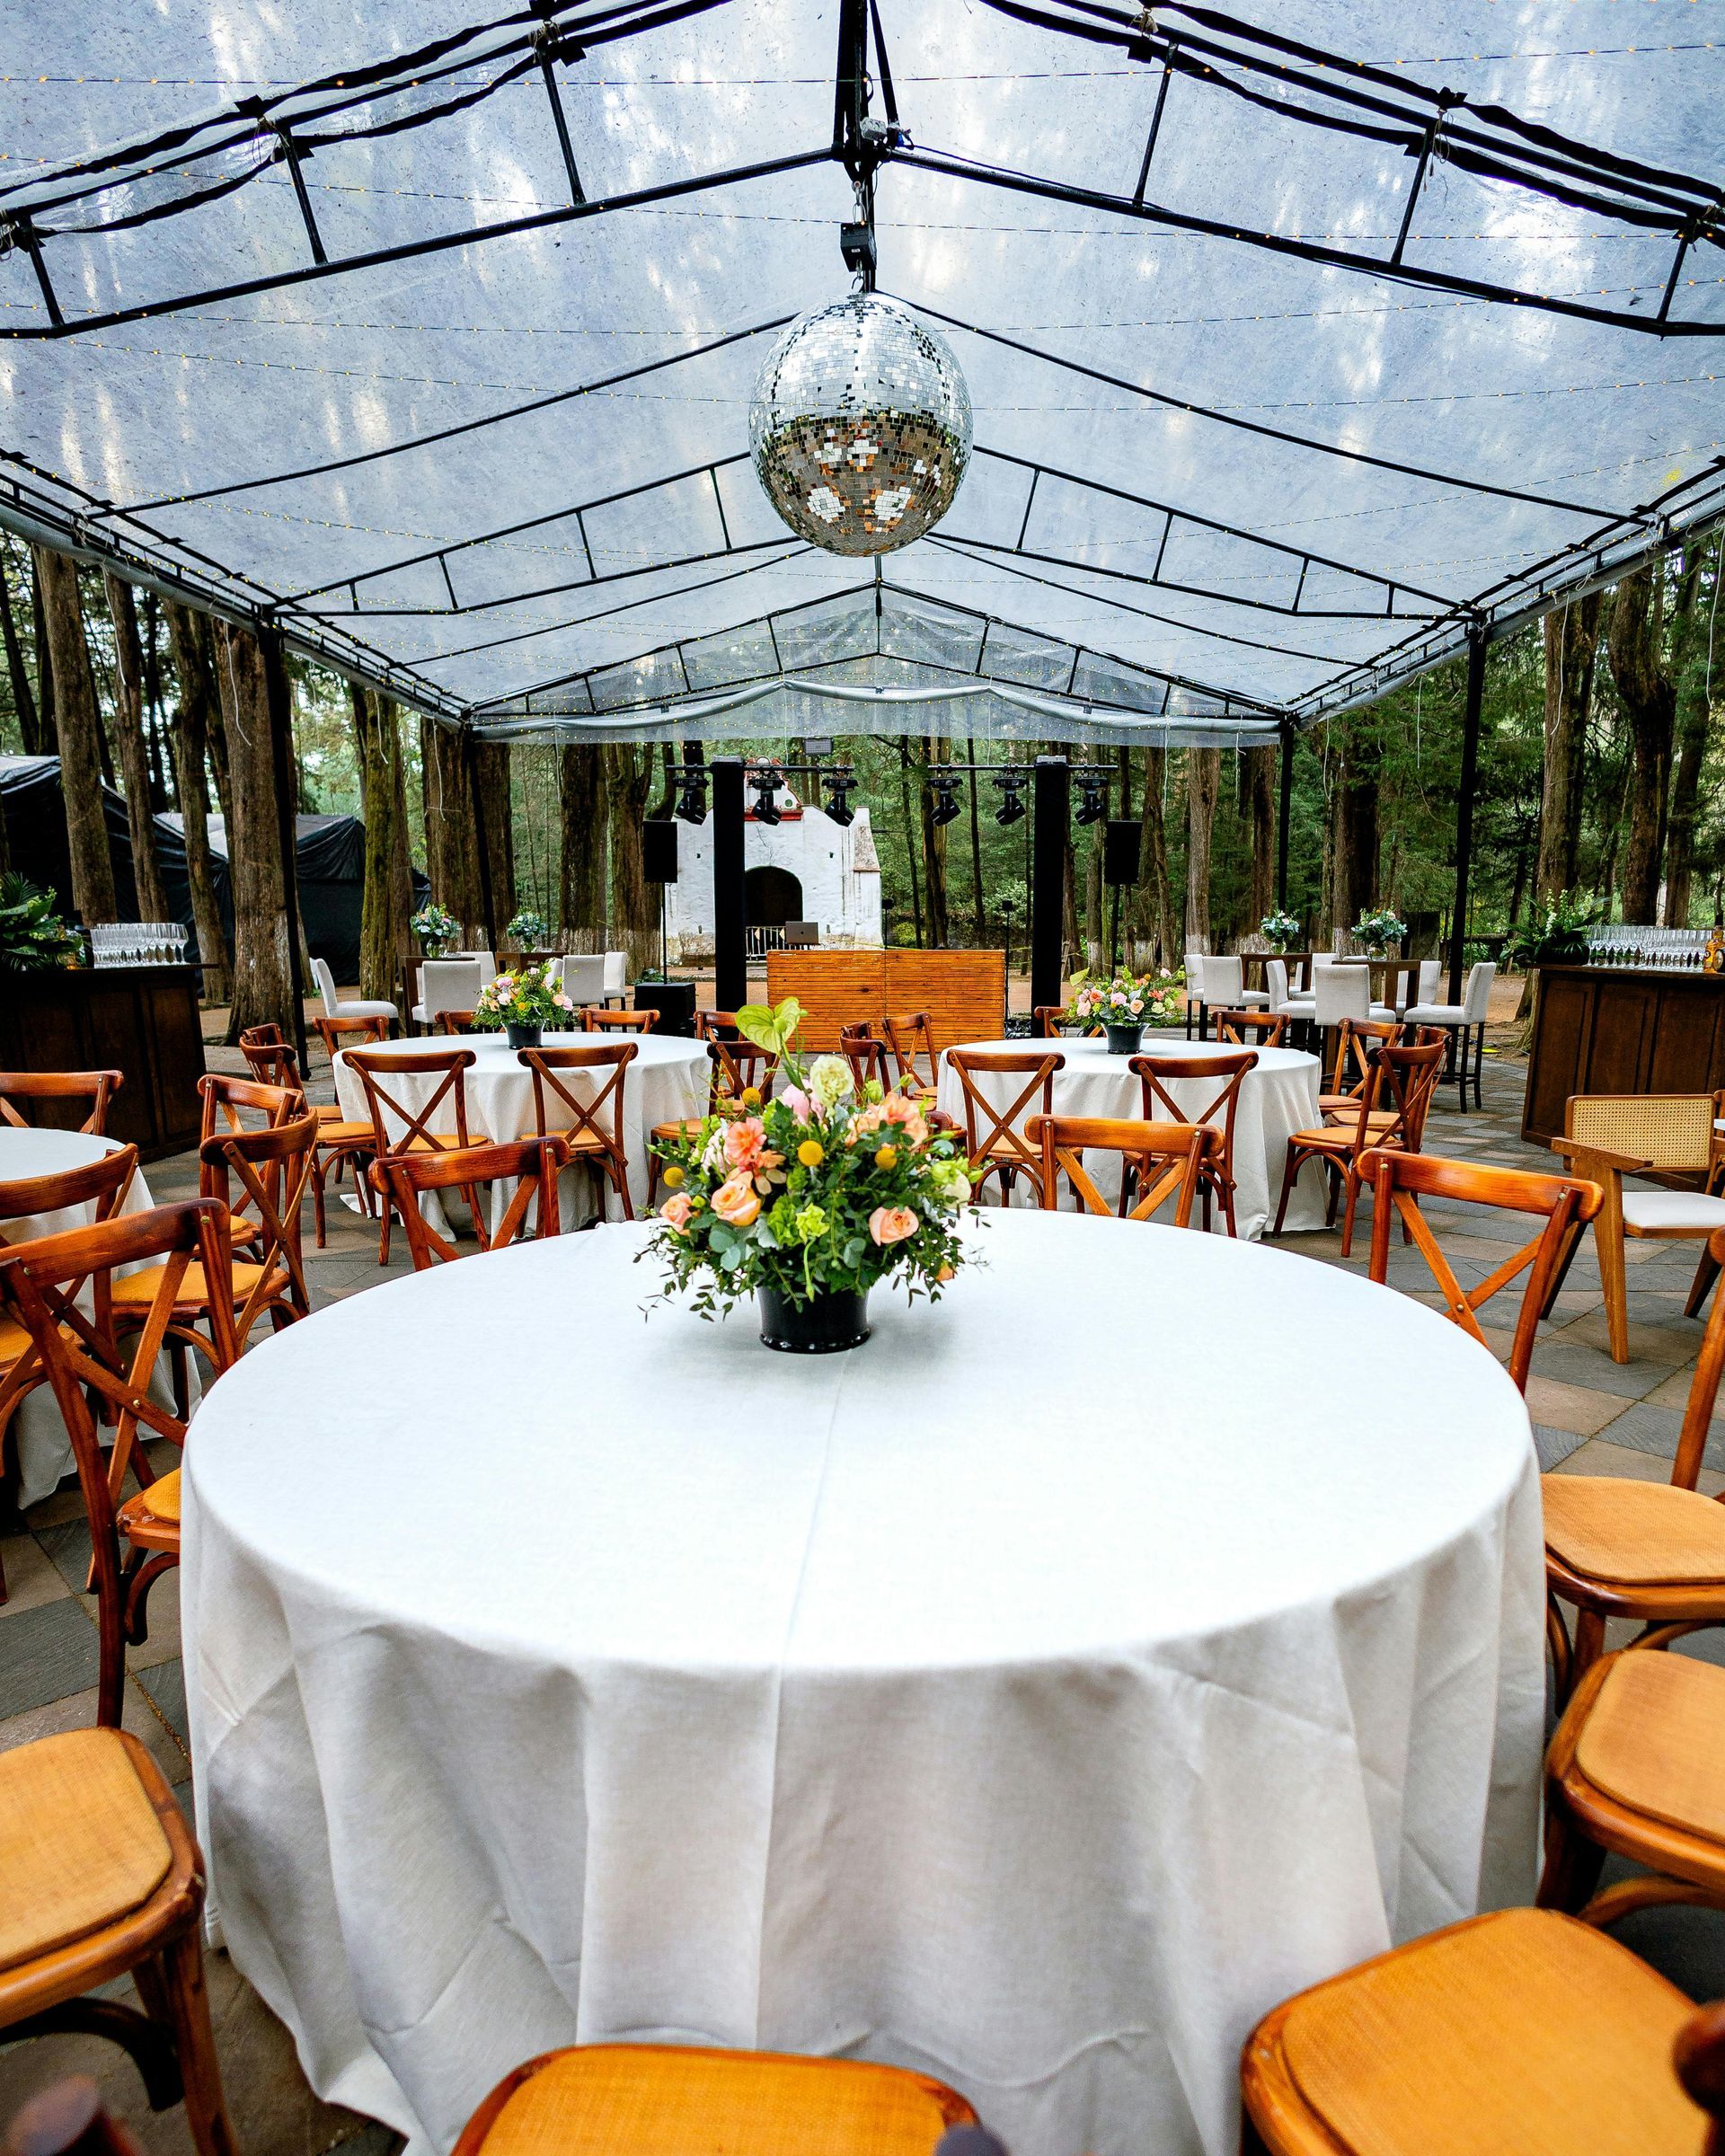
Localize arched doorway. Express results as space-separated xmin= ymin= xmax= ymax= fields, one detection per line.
xmin=745 ymin=864 xmax=804 ymax=928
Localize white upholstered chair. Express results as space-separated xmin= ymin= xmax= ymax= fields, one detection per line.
xmin=603 ymin=950 xmax=628 ymax=1003
xmin=1403 ymin=960 xmax=1496 ymax=1109
xmin=560 ymin=953 xmax=608 ymax=1007
xmin=1314 ymin=958 xmax=1394 ymax=1030
xmin=312 ymin=954 xmax=397 ymax=1029
xmin=412 ymin=958 xmax=484 ymax=1029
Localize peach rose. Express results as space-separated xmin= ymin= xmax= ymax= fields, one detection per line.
xmin=659 ymin=1192 xmax=693 ymax=1231
xmin=722 ymin=1117 xmax=766 ymax=1174
xmin=869 ymin=1204 xmax=917 ymax=1247
xmin=712 ymin=1172 xmax=762 ymax=1227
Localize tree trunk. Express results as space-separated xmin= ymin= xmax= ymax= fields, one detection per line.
xmin=102 ymin=572 xmax=170 ymax=923
xmin=421 ymin=716 xmax=478 ymax=938
xmin=558 ymin=744 xmax=607 ymax=953
xmin=29 ymin=550 xmax=56 ymax=751
xmin=350 ymin=685 xmax=411 ymax=1007
xmin=0 ymin=543 xmax=41 ymax=755
xmin=34 ymin=545 xmax=116 ymax=924
xmin=898 ymin=738 xmax=922 ymax=943
xmin=213 ymin=619 xmax=292 ymax=1035
xmin=1610 ymin=566 xmax=1678 ymax=924
xmin=1084 ymin=822 xmax=1104 ymax=971
xmin=604 ymin=742 xmax=658 ymax=977
xmin=202 ymin=614 xmax=234 ymax=831
xmin=1183 ymin=747 xmax=1219 ymax=950
xmin=1663 ymin=542 xmax=1715 ymax=926
xmin=1134 ymin=746 xmax=1177 ymax=966
xmin=967 ymin=735 xmax=986 ymax=945
xmin=1341 ymin=727 xmax=1379 ymax=929
xmin=1244 ymin=743 xmax=1276 ymax=935
xmin=164 ymin=601 xmax=231 ymax=1004
xmin=469 ymin=738 xmax=515 ymax=946
xmin=918 ymin=737 xmax=950 ymax=948
xmin=1535 ymin=593 xmax=1603 ymax=906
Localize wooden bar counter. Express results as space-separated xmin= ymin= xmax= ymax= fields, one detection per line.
xmin=1522 ymin=961 xmax=1725 ymax=1146
xmin=0 ymin=964 xmax=205 ymax=1160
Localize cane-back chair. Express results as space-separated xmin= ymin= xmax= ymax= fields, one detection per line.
xmin=947 ymin=1050 xmax=1066 ymax=1205
xmin=520 ymin=1043 xmax=638 ymax=1221
xmin=0 ymin=1197 xmax=238 ymax=1725
xmin=373 ymin=1136 xmax=570 ymax=1269
xmin=1273 ymin=1036 xmax=1445 ymax=1257
xmin=0 ymin=1070 xmax=124 ymax=1138
xmin=0 ymin=1721 xmax=240 ymax=2156
xmin=452 ymin=2045 xmax=976 ymax=2156
xmin=1130 ymin=1049 xmax=1256 ymax=1235
xmin=582 ymin=1006 xmax=656 ymax=1033
xmin=882 ymin=1012 xmax=938 ymax=1101
xmin=1031 ymin=1116 xmax=1211 ymax=1228
xmin=1211 ymin=1008 xmax=1287 ymax=1047
xmin=1550 ymin=1091 xmax=1725 ymax=1363
xmin=346 ymin=1047 xmax=491 ymax=1262
xmin=1242 ymin=1904 xmax=1725 ymax=2156
xmin=1316 ymin=1016 xmax=1402 ymax=1118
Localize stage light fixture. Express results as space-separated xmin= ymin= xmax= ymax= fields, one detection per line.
xmin=1075 ymin=774 xmax=1108 ymax=826
xmin=674 ymin=772 xmax=708 ymax=825
xmin=751 ymin=766 xmax=783 ymax=826
xmin=824 ymin=773 xmax=856 ymax=827
xmin=994 ymin=769 xmax=1027 ymax=827
xmin=929 ymin=773 xmax=963 ymax=828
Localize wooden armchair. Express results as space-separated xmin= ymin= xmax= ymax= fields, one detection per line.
xmin=0 ymin=1070 xmax=124 ymax=1137
xmin=312 ymin=1012 xmax=390 ymax=1067
xmin=373 ymin=1137 xmax=569 ymax=1268
xmin=453 ymin=2045 xmax=975 ymax=2156
xmin=1550 ymin=1091 xmax=1725 ymax=1362
xmin=947 ymin=1049 xmax=1065 ymax=1205
xmin=1131 ymin=1048 xmax=1256 ymax=1234
xmin=1272 ymin=1036 xmax=1444 ymax=1256
xmin=1031 ymin=1115 xmax=1212 ymax=1227
xmin=519 ymin=1043 xmax=638 ymax=1220
xmin=346 ymin=1047 xmax=491 ymax=1263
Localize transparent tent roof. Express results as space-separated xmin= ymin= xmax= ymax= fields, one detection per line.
xmin=0 ymin=0 xmax=1721 ymax=744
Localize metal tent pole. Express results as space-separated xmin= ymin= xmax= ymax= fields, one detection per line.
xmin=260 ymin=627 xmax=309 ymax=1072
xmin=1031 ymin=754 xmax=1069 ymax=1015
xmin=1448 ymin=626 xmax=1489 ymax=1003
xmin=1276 ymin=721 xmax=1294 ymax=911
xmin=712 ymin=757 xmax=747 ymax=1014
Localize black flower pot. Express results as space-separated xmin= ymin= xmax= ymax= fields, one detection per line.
xmin=506 ymin=1021 xmax=543 ymax=1050
xmin=757 ymin=1284 xmax=871 ymax=1354
xmin=1104 ymin=1022 xmax=1145 ymax=1055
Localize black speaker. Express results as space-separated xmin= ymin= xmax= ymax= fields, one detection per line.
xmin=642 ymin=818 xmax=678 ymax=885
xmin=1103 ymin=818 xmax=1141 ymax=888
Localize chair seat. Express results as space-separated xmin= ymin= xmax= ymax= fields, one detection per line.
xmin=1289 ymin=1125 xmax=1371 ymax=1153
xmin=384 ymin=1130 xmax=491 ymax=1154
xmin=466 ymin=2044 xmax=974 ymax=2156
xmin=333 ymin=1000 xmax=397 ymax=1022
xmin=1256 ymin=1906 xmax=1703 ymax=2156
xmin=651 ymin=1118 xmax=707 ymax=1142
xmin=545 ymin=1127 xmax=612 ymax=1156
xmin=1544 ymin=1474 xmax=1725 ymax=1589
xmin=1622 ymin=1190 xmax=1725 ymax=1235
xmin=118 ymin=1466 xmax=181 ymax=1529
xmin=1571 ymin=1648 xmax=1725 ymax=1843
xmin=1403 ymin=1002 xmax=1467 ymax=1024
xmin=316 ymin=1118 xmax=375 ymax=1145
xmin=0 ymin=1727 xmax=173 ymax=1974
xmin=110 ymin=1259 xmax=272 ymax=1306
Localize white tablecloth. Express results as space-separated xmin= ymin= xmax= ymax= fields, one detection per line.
xmin=332 ymin=1030 xmax=710 ymax=1224
xmin=936 ymin=1036 xmax=1328 ymax=1238
xmin=183 ymin=1210 xmax=1543 ymax=2156
xmin=0 ymin=1127 xmax=170 ymax=1504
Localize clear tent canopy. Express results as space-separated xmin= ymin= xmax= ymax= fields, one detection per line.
xmin=0 ymin=0 xmax=1721 ymax=748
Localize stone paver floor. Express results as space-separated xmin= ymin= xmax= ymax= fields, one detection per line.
xmin=4 ymin=1032 xmax=1724 ymax=2144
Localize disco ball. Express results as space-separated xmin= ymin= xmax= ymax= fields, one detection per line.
xmin=748 ymin=294 xmax=972 ymax=556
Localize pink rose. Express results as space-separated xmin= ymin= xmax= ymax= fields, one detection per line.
xmin=780 ymin=1086 xmax=811 ymax=1120
xmin=722 ymin=1118 xmax=766 ymax=1173
xmin=659 ymin=1192 xmax=693 ymax=1231
xmin=869 ymin=1204 xmax=917 ymax=1247
xmin=712 ymin=1173 xmax=762 ymax=1227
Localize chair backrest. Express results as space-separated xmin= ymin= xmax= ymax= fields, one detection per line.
xmin=1265 ymin=959 xmax=1289 ymax=1008
xmin=1325 ymin=1017 xmax=1401 ymax=1101
xmin=518 ymin=1043 xmax=637 ymax=1162
xmin=198 ymin=1071 xmax=300 ymax=1147
xmin=313 ymin=1012 xmax=390 ymax=1067
xmin=1031 ymin=1115 xmax=1211 ymax=1226
xmin=199 ymin=1108 xmax=318 ymax=1337
xmin=454 ymin=949 xmax=499 ymax=990
xmin=437 ymin=1010 xmax=477 ymax=1035
xmin=0 ymin=1141 xmax=137 ymax=1239
xmin=603 ymin=950 xmax=627 ymax=994
xmin=422 ymin=959 xmax=484 ymax=1019
xmin=1130 ymin=1050 xmax=1256 ymax=1171
xmin=1202 ymin=955 xmax=1243 ymax=1004
xmin=1417 ymin=957 xmax=1443 ymax=1003
xmin=311 ymin=955 xmax=341 ymax=1015
xmin=838 ymin=1023 xmax=892 ymax=1089
xmin=1362 ymin=1148 xmax=1604 ymax=1391
xmin=1185 ymin=951 xmax=1206 ymax=1002
xmin=698 ymin=1009 xmax=745 ymax=1042
xmin=1213 ymin=1008 xmax=1287 ymax=1047
xmin=1564 ymin=1093 xmax=1716 ymax=1174
xmin=238 ymin=1024 xmax=301 ymax=1091
xmin=1676 ymin=1226 xmax=1725 ymax=1491
xmin=562 ymin=953 xmax=607 ymax=1004
xmin=709 ymin=1036 xmax=777 ymax=1103
xmin=348 ymin=1046 xmax=478 ymax=1155
xmin=1373 ymin=1037 xmax=1447 ymax=1153
xmin=373 ymin=1136 xmax=569 ymax=1269
xmin=1314 ymin=958 xmax=1371 ymax=1028
xmin=583 ymin=1006 xmax=656 ymax=1033
xmin=948 ymin=1050 xmax=1064 ymax=1180
xmin=1463 ymin=959 xmax=1497 ymax=1022
xmin=0 ymin=1070 xmax=125 ymax=1136
xmin=883 ymin=1012 xmax=935 ymax=1090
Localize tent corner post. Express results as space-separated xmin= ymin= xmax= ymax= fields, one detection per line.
xmin=1448 ymin=625 xmax=1490 ymax=1005
xmin=1276 ymin=720 xmax=1294 ymax=913
xmin=261 ymin=625 xmax=309 ymax=1074
xmin=712 ymin=757 xmax=747 ymax=1014
xmin=1031 ymin=754 xmax=1068 ymax=1015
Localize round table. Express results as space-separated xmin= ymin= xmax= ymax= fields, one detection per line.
xmin=937 ymin=1036 xmax=1328 ymax=1239
xmin=0 ymin=1127 xmax=168 ymax=1503
xmin=332 ymin=1030 xmax=710 ymax=1222
xmin=182 ymin=1210 xmax=1543 ymax=2156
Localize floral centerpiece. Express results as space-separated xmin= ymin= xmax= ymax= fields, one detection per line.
xmin=411 ymin=901 xmax=459 ymax=958
xmin=1260 ymin=908 xmax=1302 ymax=952
xmin=1351 ymin=906 xmax=1408 ymax=958
xmin=1066 ymin=968 xmax=1182 ymax=1052
xmin=0 ymin=874 xmax=84 ymax=972
xmin=470 ymin=959 xmax=574 ymax=1047
xmin=645 ymin=997 xmax=974 ymax=1353
xmin=506 ymin=906 xmax=551 ymax=950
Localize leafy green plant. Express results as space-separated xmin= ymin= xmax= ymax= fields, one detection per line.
xmin=506 ymin=907 xmax=550 ymax=948
xmin=1260 ymin=908 xmax=1302 ymax=950
xmin=1351 ymin=906 xmax=1409 ymax=956
xmin=0 ymin=874 xmax=84 ymax=973
xmin=1508 ymin=889 xmax=1599 ymax=968
xmin=411 ymin=901 xmax=460 ymax=957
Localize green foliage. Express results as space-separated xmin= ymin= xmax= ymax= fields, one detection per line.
xmin=0 ymin=873 xmax=84 ymax=972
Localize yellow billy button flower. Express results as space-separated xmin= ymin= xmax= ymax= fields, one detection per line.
xmin=740 ymin=1086 xmax=763 ymax=1109
xmin=874 ymin=1144 xmax=898 ymax=1170
xmin=661 ymin=1163 xmax=685 ymax=1188
xmin=798 ymin=1139 xmax=824 ymax=1168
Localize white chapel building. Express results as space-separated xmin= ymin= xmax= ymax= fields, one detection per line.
xmin=664 ymin=772 xmax=883 ymax=959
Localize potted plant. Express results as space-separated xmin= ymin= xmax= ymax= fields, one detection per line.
xmin=1351 ymin=906 xmax=1409 ymax=959
xmin=645 ymin=997 xmax=974 ymax=1353
xmin=470 ymin=960 xmax=574 ymax=1049
xmin=1066 ymin=969 xmax=1181 ymax=1053
xmin=1508 ymin=889 xmax=1597 ymax=968
xmin=411 ymin=901 xmax=460 ymax=959
xmin=0 ymin=874 xmax=84 ymax=972
xmin=506 ymin=906 xmax=551 ymax=952
xmin=1260 ymin=908 xmax=1302 ymax=953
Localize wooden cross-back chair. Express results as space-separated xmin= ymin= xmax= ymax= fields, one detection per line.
xmin=1130 ymin=1049 xmax=1256 ymax=1235
xmin=312 ymin=1011 xmax=390 ymax=1068
xmin=1210 ymin=1007 xmax=1287 ymax=1047
xmin=346 ymin=1047 xmax=490 ymax=1263
xmin=583 ymin=1006 xmax=656 ymax=1033
xmin=695 ymin=1009 xmax=745 ymax=1041
xmin=1272 ymin=1036 xmax=1445 ymax=1257
xmin=1031 ymin=1116 xmax=1211 ymax=1228
xmin=373 ymin=1136 xmax=569 ymax=1269
xmin=0 ymin=1145 xmax=138 ymax=1611
xmin=1031 ymin=1005 xmax=1101 ymax=1038
xmin=243 ymin=1021 xmax=382 ymax=1248
xmin=436 ymin=1010 xmax=477 ymax=1036
xmin=235 ymin=1023 xmax=299 ymax=1091
xmin=519 ymin=1043 xmax=638 ymax=1221
xmin=947 ymin=1050 xmax=1064 ymax=1204
xmin=0 ymin=1070 xmax=124 ymax=1137
xmin=645 ymin=1038 xmax=777 ymax=1206
xmin=882 ymin=1012 xmax=938 ymax=1101
xmin=838 ymin=1023 xmax=892 ymax=1091
xmin=1317 ymin=1016 xmax=1402 ymax=1118
xmin=0 ymin=1197 xmax=238 ymax=1727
